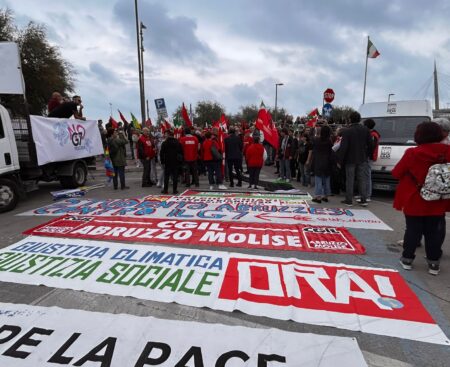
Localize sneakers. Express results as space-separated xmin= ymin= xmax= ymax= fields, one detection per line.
xmin=399 ymin=259 xmax=413 ymax=270
xmin=218 ymin=184 xmax=227 ymax=190
xmin=356 ymin=198 xmax=371 ymax=203
xmin=359 ymin=200 xmax=368 ymax=207
xmin=322 ymin=197 xmax=329 ymax=203
xmin=340 ymin=200 xmax=353 ymax=207
xmin=209 ymin=185 xmax=214 ymax=190
xmin=428 ymin=263 xmax=440 ymax=276
xmin=312 ymin=198 xmax=322 ymax=204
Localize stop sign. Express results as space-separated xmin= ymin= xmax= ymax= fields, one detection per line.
xmin=323 ymin=88 xmax=335 ymax=103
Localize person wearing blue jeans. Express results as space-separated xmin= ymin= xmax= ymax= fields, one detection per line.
xmin=314 ymin=175 xmax=331 ymax=201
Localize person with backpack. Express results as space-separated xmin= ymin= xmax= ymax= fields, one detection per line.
xmin=393 ymin=121 xmax=450 ymax=275
xmin=363 ymin=118 xmax=381 ymax=202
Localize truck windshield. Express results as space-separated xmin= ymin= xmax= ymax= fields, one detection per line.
xmin=370 ymin=116 xmax=430 ymax=145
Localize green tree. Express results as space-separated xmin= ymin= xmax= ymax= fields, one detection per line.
xmin=193 ymin=100 xmax=225 ymax=127
xmin=0 ymin=8 xmax=75 ymax=115
xmin=329 ymin=105 xmax=357 ymax=125
xmin=238 ymin=104 xmax=259 ymax=123
xmin=0 ymin=8 xmax=14 ymax=41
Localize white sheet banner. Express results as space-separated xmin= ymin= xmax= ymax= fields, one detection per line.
xmin=30 ymin=116 xmax=103 ymax=166
xmin=0 ymin=236 xmax=447 ymax=345
xmin=0 ymin=303 xmax=367 ymax=367
xmin=19 ymin=196 xmax=392 ymax=230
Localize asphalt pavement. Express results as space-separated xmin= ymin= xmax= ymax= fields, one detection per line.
xmin=0 ymin=158 xmax=449 ymax=366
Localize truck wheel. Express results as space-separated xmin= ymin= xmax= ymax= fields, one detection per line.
xmin=59 ymin=162 xmax=88 ymax=188
xmin=0 ymin=178 xmax=19 ymax=213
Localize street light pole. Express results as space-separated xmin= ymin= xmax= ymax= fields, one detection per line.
xmin=140 ymin=21 xmax=147 ymax=122
xmin=274 ymin=83 xmax=284 ymax=125
xmin=134 ymin=0 xmax=146 ymax=124
xmin=388 ymin=93 xmax=395 ymax=102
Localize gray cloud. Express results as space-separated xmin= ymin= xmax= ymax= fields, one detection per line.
xmin=113 ymin=0 xmax=216 ymax=64
xmin=89 ymin=62 xmax=120 ymax=84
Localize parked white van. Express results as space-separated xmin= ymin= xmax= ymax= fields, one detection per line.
xmin=359 ymin=100 xmax=433 ymax=191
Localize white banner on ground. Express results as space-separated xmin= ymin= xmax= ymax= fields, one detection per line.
xmin=18 ymin=196 xmax=392 ymax=230
xmin=30 ymin=116 xmax=103 ymax=166
xmin=0 ymin=302 xmax=368 ymax=367
xmin=0 ymin=236 xmax=447 ymax=345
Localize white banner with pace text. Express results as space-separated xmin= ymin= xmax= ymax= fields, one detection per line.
xmin=0 ymin=303 xmax=368 ymax=367
xmin=0 ymin=236 xmax=447 ymax=344
xmin=31 ymin=116 xmax=104 ymax=166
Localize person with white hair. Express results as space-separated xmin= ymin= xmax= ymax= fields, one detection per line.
xmin=433 ymin=117 xmax=450 ymax=145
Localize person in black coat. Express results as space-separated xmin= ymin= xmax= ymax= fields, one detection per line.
xmin=160 ymin=130 xmax=183 ymax=194
xmin=224 ymin=127 xmax=243 ymax=187
xmin=337 ymin=111 xmax=373 ymax=206
xmin=306 ymin=125 xmax=333 ymax=203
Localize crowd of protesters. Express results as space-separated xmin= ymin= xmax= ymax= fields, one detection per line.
xmin=100 ymin=123 xmax=267 ymax=194
xmin=45 ymin=91 xmax=450 ymax=275
xmin=97 ymin=110 xmax=383 ymax=204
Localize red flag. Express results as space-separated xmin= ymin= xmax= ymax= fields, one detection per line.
xmin=145 ymin=118 xmax=152 ymax=127
xmin=109 ymin=116 xmax=119 ymax=129
xmin=118 ymin=110 xmax=129 ymax=128
xmin=255 ymin=107 xmax=279 ymax=149
xmin=219 ymin=114 xmax=228 ymax=133
xmin=181 ymin=103 xmax=193 ymax=127
xmin=306 ymin=108 xmax=320 ymax=127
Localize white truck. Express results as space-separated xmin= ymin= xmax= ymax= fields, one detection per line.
xmin=359 ymin=99 xmax=433 ymax=191
xmin=0 ymin=42 xmax=101 ymax=212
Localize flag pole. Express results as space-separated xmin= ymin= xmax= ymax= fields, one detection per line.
xmin=362 ymin=36 xmax=369 ymax=104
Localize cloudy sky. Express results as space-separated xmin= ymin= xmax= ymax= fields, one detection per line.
xmin=1 ymin=0 xmax=450 ymax=122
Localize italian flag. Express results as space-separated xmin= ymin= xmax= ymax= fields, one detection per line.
xmin=367 ymin=39 xmax=380 ymax=58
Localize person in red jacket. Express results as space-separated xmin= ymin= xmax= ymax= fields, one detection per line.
xmin=180 ymin=127 xmax=200 ymax=187
xmin=137 ymin=127 xmax=156 ymax=187
xmin=245 ymin=136 xmax=266 ymax=189
xmin=393 ymin=122 xmax=450 ymax=275
xmin=202 ymin=131 xmax=226 ymax=190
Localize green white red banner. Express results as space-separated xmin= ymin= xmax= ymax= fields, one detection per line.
xmin=0 ymin=236 xmax=447 ymax=344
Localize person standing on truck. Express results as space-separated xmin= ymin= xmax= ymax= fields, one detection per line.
xmin=48 ymin=95 xmax=86 ymax=120
xmin=393 ymin=122 xmax=450 ymax=275
xmin=337 ymin=111 xmax=373 ymax=207
xmin=47 ymin=92 xmax=62 ymax=114
xmin=362 ymin=118 xmax=380 ymax=202
xmin=108 ymin=128 xmax=129 ymax=190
